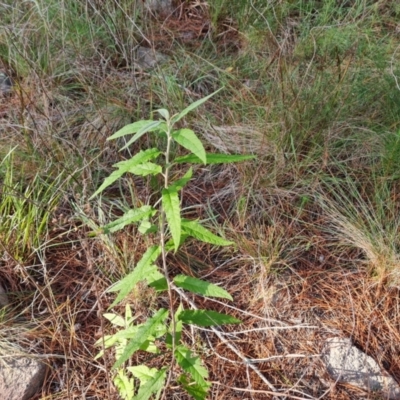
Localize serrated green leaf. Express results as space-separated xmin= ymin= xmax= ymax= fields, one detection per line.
xmin=125 ymin=304 xmax=132 ymax=322
xmin=165 ymin=304 xmax=183 ymax=349
xmin=172 ymin=129 xmax=206 ymax=164
xmin=138 ymin=220 xmax=158 ymax=235
xmin=178 ymin=374 xmax=209 ymax=400
xmin=95 ymin=333 xmax=117 ymax=351
xmin=103 ymin=323 xmax=165 ymax=348
xmin=102 ymin=205 xmax=156 ymax=234
xmin=113 ymin=369 xmax=135 ymax=400
xmin=90 ymin=149 xmax=161 ymax=199
xmin=108 ymin=246 xmax=161 ymax=307
xmin=166 ymin=321 xmax=183 ymax=348
xmin=121 ymin=121 xmax=165 ymax=150
xmin=174 ymin=153 xmax=256 ymax=164
xmin=121 ymin=148 xmax=161 ymax=167
xmin=139 ymin=339 xmax=159 ymax=354
xmin=107 ymin=120 xmax=163 ymax=149
xmin=100 ymin=331 xmax=160 ymax=355
xmin=103 ymin=313 xmax=126 ymax=327
xmin=134 ymin=367 xmax=167 ymax=400
xmin=112 ymin=326 xmax=141 ymax=341
xmin=114 ymin=309 xmax=168 ymax=369
xmin=181 ymin=219 xmax=232 ymax=246
xmin=115 ymin=340 xmax=127 ymax=361
xmin=146 ymin=269 xmax=168 ymax=291
xmin=174 ymin=275 xmax=233 ymax=301
xmin=162 ymin=187 xmax=181 ymax=252
xmin=89 ymin=166 xmax=126 ymax=199
xmin=165 ymin=233 xmax=189 ymax=251
xmin=128 ymin=162 xmax=162 ymax=176
xmin=95 ymin=325 xmax=142 ymax=359
xmin=171 ymin=88 xmax=223 ymax=124
xmin=155 ymin=108 xmax=170 ymax=120
xmin=175 ymin=345 xmax=209 ymax=388
xmin=127 ymin=365 xmax=158 ymax=383
xmin=108 ymin=120 xmax=154 ymax=140
xmin=138 ymin=220 xmax=152 ymax=233
xmin=148 ymin=278 xmax=168 ymax=292
xmin=178 ymin=310 xmax=241 ymax=326
xmin=169 ymin=168 xmax=193 ymax=191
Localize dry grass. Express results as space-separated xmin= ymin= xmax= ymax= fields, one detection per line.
xmin=1 ymin=0 xmax=400 ymax=399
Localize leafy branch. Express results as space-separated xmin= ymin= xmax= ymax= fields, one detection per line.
xmin=90 ymin=89 xmax=255 ymax=399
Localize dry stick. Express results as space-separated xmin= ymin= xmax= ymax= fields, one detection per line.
xmin=196 ymin=325 xmax=319 ymax=337
xmin=204 ymin=330 xmax=317 ymax=400
xmin=172 ymin=285 xmax=278 ymax=393
xmin=174 ymin=286 xmax=319 ymax=399
xmin=209 ymin=297 xmax=292 ymax=325
xmin=214 ymin=383 xmax=316 ymax=400
xmin=390 ymin=43 xmax=400 ymax=91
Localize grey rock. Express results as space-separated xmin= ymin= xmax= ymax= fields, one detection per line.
xmin=0 ymin=353 xmax=47 ymax=400
xmin=0 ymin=283 xmax=9 ymax=307
xmin=242 ymin=79 xmax=268 ymax=96
xmin=0 ymin=72 xmax=12 ymax=95
xmin=135 ymin=46 xmax=168 ymax=69
xmin=322 ymin=337 xmax=400 ymax=399
xmin=143 ymin=0 xmax=173 ymax=15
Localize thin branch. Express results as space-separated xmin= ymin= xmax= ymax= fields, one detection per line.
xmin=173 ymin=285 xmax=278 ymax=393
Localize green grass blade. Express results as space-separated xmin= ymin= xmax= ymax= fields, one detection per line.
xmin=162 ymin=187 xmax=181 ymax=252
xmin=174 ymin=274 xmax=233 ymax=301
xmin=172 ymin=129 xmax=206 ymax=164
xmin=171 ymin=88 xmax=223 ymax=124
xmin=178 ymin=310 xmax=241 ymax=326
xmin=181 ymin=219 xmax=232 ymax=246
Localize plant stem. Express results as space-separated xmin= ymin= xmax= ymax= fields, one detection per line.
xmin=160 ymin=121 xmax=177 ymax=399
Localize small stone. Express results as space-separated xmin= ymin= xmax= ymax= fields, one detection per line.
xmin=135 ymin=46 xmax=169 ymax=69
xmin=0 ymin=353 xmax=47 ymax=400
xmin=142 ymin=0 xmax=173 ymax=15
xmin=0 ymin=72 xmax=13 ymax=95
xmin=322 ymin=337 xmax=400 ymax=399
xmin=0 ymin=283 xmax=9 ymax=307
